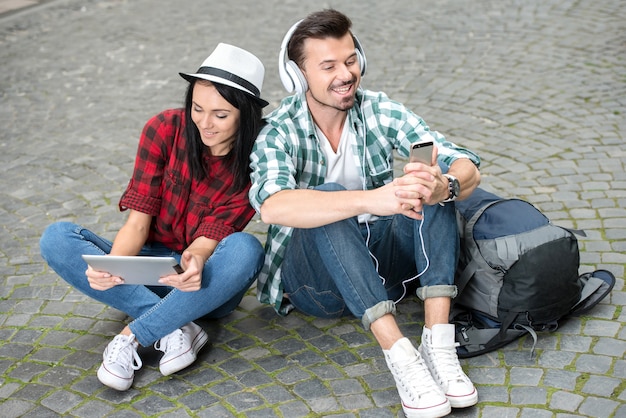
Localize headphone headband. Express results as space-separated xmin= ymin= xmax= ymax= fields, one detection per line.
xmin=278 ymin=19 xmax=367 ymax=94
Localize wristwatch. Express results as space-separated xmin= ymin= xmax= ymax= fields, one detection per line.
xmin=442 ymin=174 xmax=460 ymax=202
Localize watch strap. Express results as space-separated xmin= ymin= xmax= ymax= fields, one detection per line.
xmin=442 ymin=174 xmax=459 ymax=203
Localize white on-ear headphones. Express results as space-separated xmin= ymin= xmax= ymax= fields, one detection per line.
xmin=278 ymin=19 xmax=368 ymax=94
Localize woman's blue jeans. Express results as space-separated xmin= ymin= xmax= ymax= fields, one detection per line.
xmin=281 ymin=183 xmax=459 ymax=330
xmin=40 ymin=222 xmax=264 ymax=346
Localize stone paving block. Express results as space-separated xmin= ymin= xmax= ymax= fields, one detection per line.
xmin=510 ymin=386 xmax=548 ymax=406
xmin=0 ymin=381 xmax=20 ymax=400
xmin=194 ymin=403 xmax=235 ymax=418
xmin=560 ymin=334 xmax=592 ymax=353
xmin=576 ymin=353 xmax=614 ymax=374
xmin=0 ymin=399 xmax=37 ymax=418
xmin=616 ymin=405 xmax=626 ymax=418
xmin=244 ymin=409 xmax=280 ymax=418
xmin=537 ymin=349 xmax=577 ymax=369
xmin=28 ymin=346 xmax=71 ymax=363
xmin=277 ymin=400 xmax=312 ymax=417
xmin=66 ymin=333 xmax=109 ymax=352
xmin=225 ymin=391 xmax=266 ymax=413
xmin=360 ymin=408 xmax=397 ymax=418
xmin=468 ymin=366 xmax=507 ymax=385
xmin=578 ymin=396 xmax=619 ymax=418
xmin=338 ymin=393 xmax=373 ymax=410
xmin=19 ymin=405 xmax=61 ymax=418
xmin=509 ymin=367 xmax=543 ymax=386
xmin=178 ymin=390 xmax=219 ymax=412
xmin=28 ymin=315 xmax=65 ymax=328
xmin=481 ymin=405 xmax=520 ymax=418
xmin=370 ymin=388 xmax=401 ymax=409
xmin=305 ymin=396 xmax=340 ymax=416
xmin=581 ymin=374 xmax=621 ymax=398
xmin=71 ymin=400 xmax=115 ymax=418
xmin=38 ymin=366 xmax=82 ymax=387
xmin=10 ymin=328 xmax=43 ymax=344
xmin=289 ymin=349 xmax=326 ymax=367
xmin=39 ymin=390 xmax=84 ymax=415
xmin=130 ymin=395 xmax=176 ymax=415
xmin=71 ymin=374 xmax=106 ymax=397
xmin=550 ymin=390 xmax=584 ymax=412
xmin=520 ymin=409 xmax=552 ymax=418
xmin=543 ymin=368 xmax=581 ymax=392
xmin=593 ymin=337 xmax=626 ymax=357
xmin=583 ymin=319 xmax=620 ymax=337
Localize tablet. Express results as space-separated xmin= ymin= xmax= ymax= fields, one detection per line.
xmin=81 ymin=255 xmax=183 ymax=286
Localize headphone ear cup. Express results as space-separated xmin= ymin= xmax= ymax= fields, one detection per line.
xmin=285 ymin=60 xmax=307 ymax=94
xmin=357 ymin=49 xmax=367 ymax=76
xmin=356 ymin=49 xmax=366 ymax=76
xmin=279 ymin=55 xmax=295 ymax=93
xmin=352 ymin=35 xmax=367 ymax=76
xmin=279 ymin=19 xmax=306 ymax=94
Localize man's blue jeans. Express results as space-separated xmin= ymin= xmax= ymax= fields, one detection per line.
xmin=281 ymin=183 xmax=458 ymax=330
xmin=40 ymin=222 xmax=264 ymax=346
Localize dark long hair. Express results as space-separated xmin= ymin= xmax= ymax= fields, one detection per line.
xmin=183 ymin=79 xmax=265 ymax=193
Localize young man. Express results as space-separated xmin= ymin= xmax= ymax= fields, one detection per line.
xmin=249 ymin=9 xmax=480 ymax=417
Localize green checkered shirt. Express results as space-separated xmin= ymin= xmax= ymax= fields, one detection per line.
xmin=249 ymin=89 xmax=480 ymax=315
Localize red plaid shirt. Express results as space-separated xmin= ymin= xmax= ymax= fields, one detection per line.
xmin=119 ymin=108 xmax=256 ymax=252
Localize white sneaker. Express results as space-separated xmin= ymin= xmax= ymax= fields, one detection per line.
xmin=419 ymin=324 xmax=478 ymax=408
xmin=383 ymin=337 xmax=451 ymax=418
xmin=155 ymin=322 xmax=208 ymax=376
xmin=97 ymin=334 xmax=142 ymax=391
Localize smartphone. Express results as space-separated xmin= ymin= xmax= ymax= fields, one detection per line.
xmin=409 ymin=141 xmax=434 ymax=165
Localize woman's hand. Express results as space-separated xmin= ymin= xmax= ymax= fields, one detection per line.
xmin=86 ymin=265 xmax=123 ymax=290
xmin=158 ymin=250 xmax=203 ymax=291
xmin=91 ymin=208 xmax=151 ymax=290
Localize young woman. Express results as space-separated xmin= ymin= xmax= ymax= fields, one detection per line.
xmin=40 ymin=43 xmax=268 ymax=391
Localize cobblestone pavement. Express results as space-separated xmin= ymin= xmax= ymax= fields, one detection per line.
xmin=1 ymin=0 xmax=624 ymax=416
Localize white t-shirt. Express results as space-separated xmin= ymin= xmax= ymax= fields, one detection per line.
xmin=315 ymin=119 xmax=375 ymax=223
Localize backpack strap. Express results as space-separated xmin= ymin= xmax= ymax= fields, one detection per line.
xmin=456 ymin=259 xmax=479 ymax=296
xmin=569 ymin=269 xmax=615 ymax=316
xmin=455 ymin=315 xmax=539 ymax=359
xmin=513 ymin=323 xmax=538 ymax=359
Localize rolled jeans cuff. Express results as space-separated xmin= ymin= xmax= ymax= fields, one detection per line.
xmin=362 ymin=300 xmax=396 ymax=330
xmin=415 ymin=284 xmax=458 ymax=301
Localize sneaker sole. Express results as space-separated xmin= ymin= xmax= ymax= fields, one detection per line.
xmin=159 ymin=329 xmax=209 ymax=376
xmin=447 ymin=387 xmax=478 ymax=408
xmin=402 ymin=399 xmax=451 ymax=418
xmin=97 ymin=363 xmax=134 ymax=391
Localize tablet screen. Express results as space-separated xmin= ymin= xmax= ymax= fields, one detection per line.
xmin=81 ymin=255 xmax=182 ymax=286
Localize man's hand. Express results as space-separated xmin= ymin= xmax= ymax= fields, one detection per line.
xmin=392 ymin=160 xmax=448 ymax=214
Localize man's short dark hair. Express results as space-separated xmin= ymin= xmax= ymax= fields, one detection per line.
xmin=288 ymin=9 xmax=353 ymax=69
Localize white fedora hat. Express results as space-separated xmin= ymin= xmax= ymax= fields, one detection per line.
xmin=180 ymin=43 xmax=268 ymax=107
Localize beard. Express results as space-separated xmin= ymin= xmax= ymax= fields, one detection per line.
xmin=308 ymin=79 xmax=357 ymax=112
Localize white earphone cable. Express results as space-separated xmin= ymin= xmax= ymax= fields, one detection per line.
xmin=359 ymin=99 xmax=429 ymax=302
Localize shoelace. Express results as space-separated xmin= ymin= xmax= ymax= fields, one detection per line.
xmin=394 ymin=351 xmax=441 ymax=398
xmin=155 ymin=328 xmax=185 ymax=353
xmin=429 ymin=345 xmax=466 ymax=382
xmin=105 ymin=335 xmax=142 ymax=371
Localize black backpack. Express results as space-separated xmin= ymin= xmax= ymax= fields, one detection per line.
xmin=451 ymin=188 xmax=615 ymax=358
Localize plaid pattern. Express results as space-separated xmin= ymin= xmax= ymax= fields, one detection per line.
xmin=119 ymin=109 xmax=256 ymax=252
xmin=249 ymin=90 xmax=481 ymax=314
